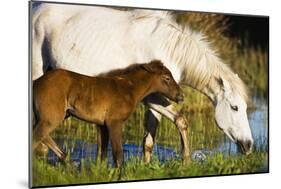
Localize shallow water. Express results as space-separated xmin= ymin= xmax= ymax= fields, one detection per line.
xmin=47 ymin=98 xmax=268 ymax=165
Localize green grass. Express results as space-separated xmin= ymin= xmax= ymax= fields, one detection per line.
xmin=32 ymin=151 xmax=268 ymax=187
xmin=32 ymin=99 xmax=268 ymax=187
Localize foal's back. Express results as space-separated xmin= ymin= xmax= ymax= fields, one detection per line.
xmin=33 ymin=69 xmax=135 ymax=125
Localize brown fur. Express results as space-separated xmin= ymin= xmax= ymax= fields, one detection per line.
xmin=33 ymin=60 xmax=183 ymax=167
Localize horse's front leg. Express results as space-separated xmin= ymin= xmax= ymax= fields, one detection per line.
xmin=142 ymin=94 xmax=169 ymax=163
xmin=143 ymin=108 xmax=161 ymax=163
xmin=148 ymin=103 xmax=190 ymax=161
xmin=143 ymin=94 xmax=190 ymax=163
xmin=177 ymin=116 xmax=190 ymax=161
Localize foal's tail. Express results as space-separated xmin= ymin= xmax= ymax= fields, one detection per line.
xmin=32 ymin=102 xmax=39 ymax=129
xmin=32 ymin=83 xmax=40 ymax=129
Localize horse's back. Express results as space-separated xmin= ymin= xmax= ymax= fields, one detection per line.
xmin=32 ymin=4 xmax=159 ymax=79
xmin=33 ymin=3 xmax=131 ymax=34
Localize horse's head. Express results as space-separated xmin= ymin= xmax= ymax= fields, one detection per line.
xmin=142 ymin=60 xmax=184 ymax=103
xmin=215 ymin=77 xmax=253 ymax=155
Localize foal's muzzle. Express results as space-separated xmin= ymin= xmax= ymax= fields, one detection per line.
xmin=176 ymin=93 xmax=184 ymax=104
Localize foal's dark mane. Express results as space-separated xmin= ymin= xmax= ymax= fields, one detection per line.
xmin=99 ymin=60 xmax=163 ymax=77
xmin=99 ymin=64 xmax=143 ymax=77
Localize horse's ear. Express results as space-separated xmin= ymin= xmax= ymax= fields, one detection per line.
xmin=218 ymin=76 xmax=231 ymax=95
xmin=142 ymin=60 xmax=164 ymax=73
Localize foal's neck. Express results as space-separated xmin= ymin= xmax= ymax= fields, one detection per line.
xmin=124 ymin=70 xmax=155 ymax=103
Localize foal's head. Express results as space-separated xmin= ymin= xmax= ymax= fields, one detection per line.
xmin=142 ymin=60 xmax=184 ymax=103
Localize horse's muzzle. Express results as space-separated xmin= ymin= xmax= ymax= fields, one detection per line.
xmin=238 ymin=139 xmax=253 ymax=155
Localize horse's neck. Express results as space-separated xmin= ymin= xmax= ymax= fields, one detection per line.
xmin=149 ymin=22 xmax=224 ymax=105
xmin=201 ymin=77 xmax=222 ymax=105
xmin=124 ymin=71 xmax=154 ymax=102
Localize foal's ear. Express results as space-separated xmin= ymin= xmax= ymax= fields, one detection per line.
xmin=142 ymin=60 xmax=164 ymax=73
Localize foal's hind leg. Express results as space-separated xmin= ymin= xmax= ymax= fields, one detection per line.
xmin=33 ymin=121 xmax=66 ymax=161
xmin=33 ymin=121 xmax=52 ymax=151
xmin=96 ymin=125 xmax=109 ymax=161
xmin=42 ymin=135 xmax=66 ymax=160
xmin=32 ymin=120 xmax=61 ymax=152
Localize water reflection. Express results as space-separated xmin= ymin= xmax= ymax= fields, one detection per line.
xmin=47 ymin=98 xmax=268 ymax=164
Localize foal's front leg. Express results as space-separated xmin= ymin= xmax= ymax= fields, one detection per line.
xmin=96 ymin=124 xmax=109 ymax=161
xmin=106 ymin=121 xmax=123 ymax=168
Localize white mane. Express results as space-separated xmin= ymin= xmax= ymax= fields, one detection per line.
xmin=136 ymin=11 xmax=249 ymax=103
xmin=131 ymin=9 xmax=173 ymax=20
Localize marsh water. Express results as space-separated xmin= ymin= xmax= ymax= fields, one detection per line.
xmin=47 ymin=97 xmax=268 ymax=165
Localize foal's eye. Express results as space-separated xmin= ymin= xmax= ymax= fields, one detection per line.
xmin=163 ymin=76 xmax=171 ymax=82
xmin=231 ymin=105 xmax=238 ymax=111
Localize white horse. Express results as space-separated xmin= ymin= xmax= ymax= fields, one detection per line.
xmin=31 ymin=3 xmax=254 ymax=162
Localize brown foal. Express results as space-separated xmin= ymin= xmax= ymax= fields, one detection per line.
xmin=33 ymin=60 xmax=183 ymax=167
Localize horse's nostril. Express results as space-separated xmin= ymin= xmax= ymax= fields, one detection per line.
xmin=238 ymin=139 xmax=253 ymax=154
xmin=245 ymin=140 xmax=253 ymax=151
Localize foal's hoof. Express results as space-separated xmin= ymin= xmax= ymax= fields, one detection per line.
xmin=58 ymin=152 xmax=67 ymax=165
xmin=34 ymin=143 xmax=49 ymax=158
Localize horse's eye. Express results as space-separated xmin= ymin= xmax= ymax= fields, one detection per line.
xmin=231 ymin=105 xmax=238 ymax=111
